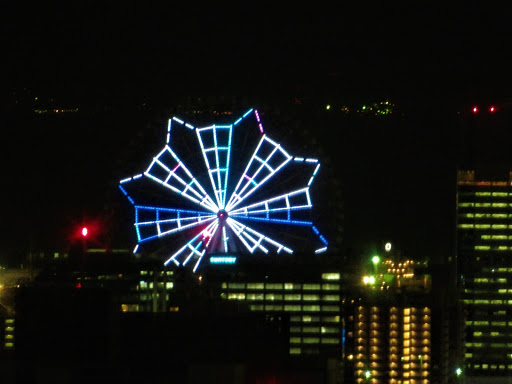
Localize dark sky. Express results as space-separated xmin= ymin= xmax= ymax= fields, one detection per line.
xmin=4 ymin=3 xmax=512 ymax=99
xmin=2 ymin=3 xmax=512 ymax=265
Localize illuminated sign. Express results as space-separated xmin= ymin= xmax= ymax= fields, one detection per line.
xmin=209 ymin=256 xmax=237 ymax=264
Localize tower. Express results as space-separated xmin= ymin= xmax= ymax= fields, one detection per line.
xmin=456 ymin=169 xmax=512 ymax=379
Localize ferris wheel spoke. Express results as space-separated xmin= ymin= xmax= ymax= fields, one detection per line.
xmin=225 ymin=135 xmax=292 ymax=212
xmin=144 ymin=145 xmax=218 ymax=212
xmin=196 ymin=124 xmax=233 ymax=209
xmin=229 ymin=187 xmax=313 ymax=225
xmin=227 ymin=218 xmax=294 ymax=254
xmin=164 ymin=219 xmax=219 ymax=267
xmin=134 ymin=206 xmax=216 ymax=243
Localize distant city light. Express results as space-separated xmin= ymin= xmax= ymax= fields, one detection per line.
xmin=385 ymin=242 xmax=392 ymax=252
xmin=372 ymin=255 xmax=380 ymax=264
xmin=489 ymin=106 xmax=496 ymax=113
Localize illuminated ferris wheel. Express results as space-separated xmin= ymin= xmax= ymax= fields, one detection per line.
xmin=119 ymin=108 xmax=328 ymax=272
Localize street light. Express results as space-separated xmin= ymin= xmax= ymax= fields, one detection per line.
xmin=372 ymin=255 xmax=380 ymax=275
xmin=364 ymin=370 xmax=371 ymax=380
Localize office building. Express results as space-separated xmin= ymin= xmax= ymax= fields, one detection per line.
xmin=457 ymin=169 xmax=512 ymax=380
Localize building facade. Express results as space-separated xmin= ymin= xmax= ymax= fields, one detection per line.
xmin=457 ymin=170 xmax=512 ymax=380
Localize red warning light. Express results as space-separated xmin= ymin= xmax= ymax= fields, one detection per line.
xmin=81 ymin=227 xmax=88 ymax=237
xmin=472 ymin=106 xmax=479 ymax=114
xmin=489 ymin=106 xmax=496 ymax=113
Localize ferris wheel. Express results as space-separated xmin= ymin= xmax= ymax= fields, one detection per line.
xmin=119 ymin=108 xmax=328 ymax=272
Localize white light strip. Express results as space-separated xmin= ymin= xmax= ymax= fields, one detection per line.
xmin=145 ymin=146 xmax=218 ymax=212
xmin=164 ymin=219 xmax=218 ymax=266
xmin=227 ymin=218 xmax=293 ymax=254
xmin=226 ymin=136 xmax=292 ymax=211
xmin=230 ymin=187 xmax=311 ymax=216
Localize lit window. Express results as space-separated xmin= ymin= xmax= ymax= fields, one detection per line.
xmin=322 ymin=273 xmax=340 ymax=280
xmin=265 ymin=283 xmax=283 ymax=290
xmin=321 ymin=284 xmax=340 ymax=291
xmin=228 ymin=283 xmax=245 ymax=289
xmin=247 ymin=283 xmax=264 ymax=290
xmin=246 ymin=293 xmax=264 ymax=300
xmin=266 ymin=293 xmax=283 ymax=301
xmin=265 ymin=304 xmax=283 ymax=311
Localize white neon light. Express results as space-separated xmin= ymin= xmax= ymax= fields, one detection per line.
xmin=122 ymin=108 xmax=327 ymax=270
xmin=133 ymin=244 xmax=139 ymax=254
xmin=227 ymin=218 xmax=293 ymax=254
xmin=226 ymin=136 xmax=292 ymax=211
xmin=230 ymin=188 xmax=311 ymax=218
xmin=145 ymin=146 xmax=218 ymax=212
xmin=164 ymin=219 xmax=218 ymax=267
xmin=223 ymin=226 xmax=228 ymax=252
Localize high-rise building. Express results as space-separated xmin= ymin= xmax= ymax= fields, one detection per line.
xmin=457 ymin=169 xmax=512 ymax=380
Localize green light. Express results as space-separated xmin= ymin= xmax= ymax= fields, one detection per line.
xmin=364 ymin=370 xmax=371 ymax=379
xmin=326 ymin=105 xmax=331 ymax=110
xmin=209 ymin=256 xmax=237 ymax=264
xmin=372 ymin=255 xmax=380 ymax=264
xmin=456 ymin=368 xmax=462 ymax=376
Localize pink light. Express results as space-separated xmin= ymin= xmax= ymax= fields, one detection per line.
xmin=244 ymin=175 xmax=252 ymax=180
xmin=490 ymin=106 xmax=496 ymax=113
xmin=255 ymin=109 xmax=261 ymax=122
xmin=258 ymin=123 xmax=264 ymax=133
xmin=172 ymin=164 xmax=181 ymax=173
xmin=472 ymin=106 xmax=478 ymax=113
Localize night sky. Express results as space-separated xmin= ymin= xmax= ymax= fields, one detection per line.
xmin=2 ymin=3 xmax=512 ymax=265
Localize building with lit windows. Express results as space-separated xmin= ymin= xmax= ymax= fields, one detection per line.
xmin=350 ymin=305 xmax=432 ymax=384
xmin=457 ymin=169 xmax=512 ymax=380
xmin=217 ymin=269 xmax=342 ymax=357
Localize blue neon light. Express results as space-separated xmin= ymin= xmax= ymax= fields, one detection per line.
xmin=210 ymin=256 xmax=237 ymax=264
xmin=120 ymin=108 xmax=327 ymax=270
